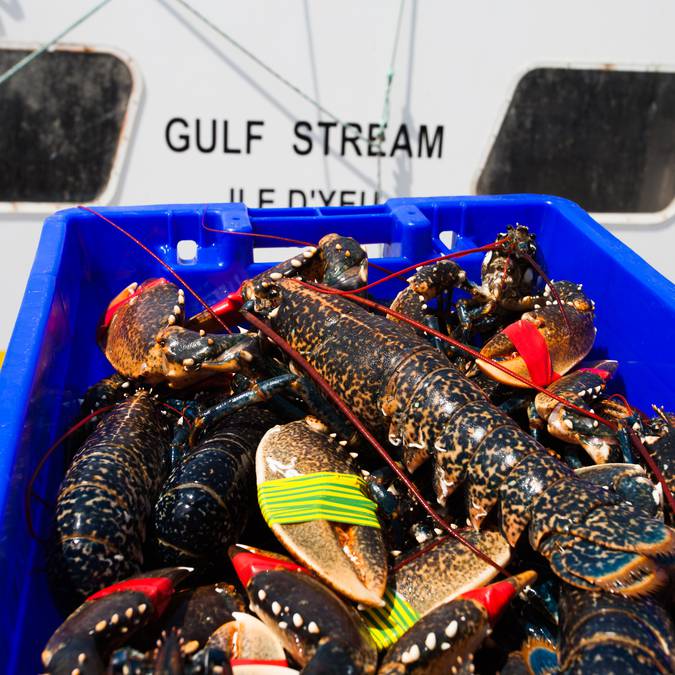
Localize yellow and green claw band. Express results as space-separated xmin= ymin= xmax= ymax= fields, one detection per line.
xmin=257 ymin=471 xmax=381 ymax=528
xmin=360 ymin=586 xmax=420 ymax=650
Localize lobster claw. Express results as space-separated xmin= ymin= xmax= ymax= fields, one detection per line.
xmin=477 ymin=281 xmax=596 ymax=388
xmin=256 ymin=418 xmax=387 ymax=607
xmin=229 ymin=545 xmax=378 ymax=673
xmin=42 ymin=567 xmax=192 ymax=674
xmin=379 ymin=572 xmax=536 ymax=674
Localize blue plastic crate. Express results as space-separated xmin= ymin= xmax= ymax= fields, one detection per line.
xmin=1 ymin=195 xmax=674 ymax=674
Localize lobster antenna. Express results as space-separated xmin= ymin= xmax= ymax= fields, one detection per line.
xmin=25 ymin=403 xmax=115 ymax=541
xmin=338 ymin=241 xmax=501 ymax=297
xmin=198 ymin=205 xmax=408 ymax=280
xmin=239 ymin=306 xmax=509 ymax=575
xmin=625 ymin=427 xmax=675 ymax=519
xmin=521 ymin=251 xmax=572 ymax=334
xmin=79 ymin=206 xmax=233 ymax=334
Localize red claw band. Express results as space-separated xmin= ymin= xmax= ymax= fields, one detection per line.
xmin=229 ymin=545 xmax=309 ymax=588
xmin=458 ymin=571 xmax=536 ymax=625
xmin=577 ymin=367 xmax=612 ymax=380
xmin=208 ymin=287 xmax=245 ymax=324
xmin=86 ymin=577 xmax=175 ymax=617
xmin=502 ymin=319 xmax=561 ymax=387
xmin=102 ymin=278 xmax=170 ymax=329
xmin=230 ymin=659 xmax=289 ymax=668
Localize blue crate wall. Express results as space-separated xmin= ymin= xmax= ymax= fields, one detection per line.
xmin=0 ymin=195 xmax=674 ymax=674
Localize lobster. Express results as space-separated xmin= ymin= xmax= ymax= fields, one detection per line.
xmin=239 ymin=274 xmax=675 ymax=596
xmin=52 ymin=391 xmax=169 ymax=598
xmin=152 ymin=406 xmax=280 ymax=570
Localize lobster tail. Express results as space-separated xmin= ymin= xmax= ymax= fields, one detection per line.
xmin=529 ymin=476 xmax=675 ymax=595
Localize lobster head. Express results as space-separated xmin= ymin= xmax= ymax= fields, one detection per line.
xmin=99 ymin=278 xmax=257 ymax=388
xmin=481 ymin=225 xmax=538 ymax=304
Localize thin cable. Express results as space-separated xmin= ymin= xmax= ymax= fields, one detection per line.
xmin=376 ymin=0 xmax=406 ymax=199
xmin=171 ymin=0 xmax=382 ymax=154
xmin=0 ymin=0 xmax=113 ymax=89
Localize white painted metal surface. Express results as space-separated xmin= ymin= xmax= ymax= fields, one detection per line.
xmin=1 ymin=0 xmax=674 ymax=350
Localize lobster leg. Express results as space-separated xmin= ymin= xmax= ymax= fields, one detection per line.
xmin=191 ymin=373 xmax=296 ymax=439
xmin=388 ymin=259 xmax=469 ymax=327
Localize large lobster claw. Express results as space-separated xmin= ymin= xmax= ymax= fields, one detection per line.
xmin=42 ymin=567 xmax=192 ymax=674
xmin=229 ymin=545 xmax=377 ymax=673
xmin=99 ymin=278 xmax=256 ymax=388
xmin=478 ymin=281 xmax=596 ymax=388
xmin=379 ymin=571 xmax=536 ymax=674
xmin=256 ymin=418 xmax=387 ymax=607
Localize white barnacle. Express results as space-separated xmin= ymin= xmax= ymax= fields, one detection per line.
xmin=173 ymin=305 xmax=181 ymax=315
xmin=270 ymin=272 xmax=283 ymax=281
xmin=293 ymin=613 xmax=304 ymax=627
xmin=258 ymin=589 xmax=266 ymax=601
xmin=564 ymin=418 xmax=574 ymax=430
xmin=291 ymin=259 xmax=303 ymax=268
xmin=441 ymin=642 xmax=450 ymax=650
xmin=182 ymin=358 xmax=195 ymax=367
xmin=303 ymin=250 xmax=314 ymax=258
xmin=168 ymin=314 xmax=176 ymax=325
xmin=272 ymin=601 xmax=281 ymax=616
xmin=278 ymin=621 xmax=288 ymax=629
xmin=425 ymin=632 xmax=437 ymax=650
xmin=308 ymin=621 xmax=320 ymax=634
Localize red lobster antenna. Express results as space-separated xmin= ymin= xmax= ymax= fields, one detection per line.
xmin=199 ymin=204 xmax=407 ymax=280
xmin=25 ymin=404 xmax=115 ymax=541
xmin=78 ymin=206 xmax=233 ymax=334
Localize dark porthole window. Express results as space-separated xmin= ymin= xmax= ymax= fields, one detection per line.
xmin=476 ymin=68 xmax=675 ymax=213
xmin=0 ymin=47 xmax=136 ymax=204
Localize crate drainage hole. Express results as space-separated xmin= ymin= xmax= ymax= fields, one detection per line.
xmin=177 ymin=239 xmax=198 ymax=264
xmin=439 ymin=230 xmax=457 ymax=250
